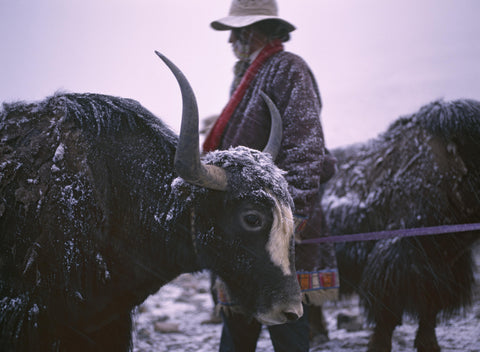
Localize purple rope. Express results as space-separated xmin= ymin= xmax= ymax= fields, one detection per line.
xmin=300 ymin=222 xmax=480 ymax=244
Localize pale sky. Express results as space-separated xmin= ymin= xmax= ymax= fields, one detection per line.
xmin=1 ymin=0 xmax=479 ymax=148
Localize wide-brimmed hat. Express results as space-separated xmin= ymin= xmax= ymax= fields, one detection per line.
xmin=211 ymin=0 xmax=296 ymax=32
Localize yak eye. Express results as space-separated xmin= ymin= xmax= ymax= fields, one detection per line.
xmin=241 ymin=210 xmax=264 ymax=230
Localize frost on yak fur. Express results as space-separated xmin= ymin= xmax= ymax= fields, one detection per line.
xmin=322 ymin=99 xmax=480 ymax=351
xmin=0 ymin=93 xmax=181 ymax=351
xmin=0 ymin=92 xmax=299 ymax=351
xmin=203 ymin=146 xmax=292 ymax=207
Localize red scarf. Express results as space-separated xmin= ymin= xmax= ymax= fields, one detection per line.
xmin=203 ymin=39 xmax=284 ymax=152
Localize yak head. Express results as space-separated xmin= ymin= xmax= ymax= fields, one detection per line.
xmin=157 ymin=52 xmax=302 ymax=325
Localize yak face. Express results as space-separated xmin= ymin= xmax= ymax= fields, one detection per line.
xmin=191 ymin=147 xmax=303 ymax=325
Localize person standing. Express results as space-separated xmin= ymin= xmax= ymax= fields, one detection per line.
xmin=203 ymin=1 xmax=339 ymax=351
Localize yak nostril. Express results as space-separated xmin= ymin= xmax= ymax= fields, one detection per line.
xmin=284 ymin=311 xmax=299 ymax=322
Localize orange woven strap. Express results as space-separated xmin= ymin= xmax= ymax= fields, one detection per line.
xmin=297 ymin=269 xmax=339 ymax=292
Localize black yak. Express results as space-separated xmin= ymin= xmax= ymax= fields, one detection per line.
xmin=0 ymin=53 xmax=302 ymax=351
xmin=321 ymin=99 xmax=480 ymax=352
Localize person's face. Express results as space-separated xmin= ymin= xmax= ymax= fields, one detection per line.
xmin=229 ymin=26 xmax=267 ymax=60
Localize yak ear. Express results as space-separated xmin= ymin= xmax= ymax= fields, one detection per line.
xmin=155 ymin=51 xmax=228 ymax=191
xmin=260 ymin=91 xmax=283 ymax=161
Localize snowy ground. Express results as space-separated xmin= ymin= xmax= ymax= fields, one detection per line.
xmin=133 ymin=245 xmax=480 ymax=352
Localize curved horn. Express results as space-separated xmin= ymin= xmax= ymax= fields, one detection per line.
xmin=260 ymin=91 xmax=283 ymax=160
xmin=155 ymin=51 xmax=228 ymax=191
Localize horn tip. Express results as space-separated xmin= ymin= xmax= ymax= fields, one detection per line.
xmin=155 ymin=50 xmax=170 ymax=65
xmin=155 ymin=50 xmax=165 ymax=60
xmin=259 ymin=91 xmax=273 ymax=105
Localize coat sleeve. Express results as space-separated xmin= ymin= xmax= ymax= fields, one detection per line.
xmin=268 ymin=54 xmax=331 ymax=218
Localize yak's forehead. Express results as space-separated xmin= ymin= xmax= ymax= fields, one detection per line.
xmin=203 ymin=146 xmax=293 ymax=207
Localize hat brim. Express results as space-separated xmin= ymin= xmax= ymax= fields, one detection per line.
xmin=211 ymin=15 xmax=296 ymax=32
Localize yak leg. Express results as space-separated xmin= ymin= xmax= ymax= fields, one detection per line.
xmin=87 ymin=312 xmax=133 ymax=352
xmin=61 ymin=312 xmax=133 ymax=352
xmin=308 ymin=305 xmax=329 ymax=343
xmin=366 ymin=306 xmax=402 ymax=352
xmin=414 ymin=310 xmax=440 ymax=352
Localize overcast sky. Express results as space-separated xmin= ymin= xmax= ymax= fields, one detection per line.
xmin=1 ymin=0 xmax=479 ymax=148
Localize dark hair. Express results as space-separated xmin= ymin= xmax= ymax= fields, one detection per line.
xmin=253 ymin=19 xmax=291 ymax=42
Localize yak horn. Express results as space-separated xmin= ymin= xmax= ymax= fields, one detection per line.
xmin=260 ymin=92 xmax=283 ymax=160
xmin=155 ymin=51 xmax=228 ymax=191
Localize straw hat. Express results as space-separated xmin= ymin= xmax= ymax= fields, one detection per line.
xmin=211 ymin=0 xmax=296 ymax=32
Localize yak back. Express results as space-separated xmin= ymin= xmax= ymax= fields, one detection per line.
xmin=0 ymin=93 xmax=194 ymax=349
xmin=325 ymin=99 xmax=480 ymax=232
xmin=322 ymin=99 xmax=480 ymax=320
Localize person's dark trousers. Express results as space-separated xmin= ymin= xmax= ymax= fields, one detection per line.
xmin=219 ymin=303 xmax=310 ymax=352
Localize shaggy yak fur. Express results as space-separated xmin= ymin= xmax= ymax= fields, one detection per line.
xmin=0 ymin=92 xmax=301 ymax=351
xmin=321 ymin=99 xmax=480 ymax=352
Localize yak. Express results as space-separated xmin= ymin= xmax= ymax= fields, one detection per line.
xmin=0 ymin=53 xmax=303 ymax=351
xmin=321 ymin=99 xmax=480 ymax=352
